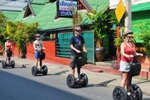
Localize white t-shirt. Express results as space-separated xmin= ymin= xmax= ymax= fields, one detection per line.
xmin=33 ymin=40 xmax=43 ymax=51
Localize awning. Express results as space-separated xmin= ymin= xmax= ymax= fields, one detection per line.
xmin=132 ymin=2 xmax=150 ymax=12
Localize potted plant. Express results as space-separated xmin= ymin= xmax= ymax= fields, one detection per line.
xmin=86 ymin=9 xmax=110 ymax=61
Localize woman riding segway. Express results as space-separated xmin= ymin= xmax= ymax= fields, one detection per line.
xmin=113 ymin=31 xmax=143 ymax=100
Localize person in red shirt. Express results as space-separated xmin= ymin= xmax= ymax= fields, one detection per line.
xmin=5 ymin=37 xmax=12 ymax=63
xmin=120 ymin=31 xmax=143 ymax=96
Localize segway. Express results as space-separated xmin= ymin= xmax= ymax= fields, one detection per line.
xmin=2 ymin=49 xmax=15 ymax=68
xmin=31 ymin=49 xmax=48 ymax=76
xmin=66 ymin=53 xmax=88 ymax=88
xmin=113 ymin=56 xmax=143 ymax=100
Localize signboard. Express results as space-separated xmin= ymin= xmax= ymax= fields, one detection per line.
xmin=115 ymin=0 xmax=126 ymax=23
xmin=57 ymin=0 xmax=78 ymax=18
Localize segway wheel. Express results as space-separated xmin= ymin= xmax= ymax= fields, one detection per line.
xmin=32 ymin=66 xmax=38 ymax=76
xmin=80 ymin=73 xmax=88 ymax=87
xmin=2 ymin=61 xmax=6 ymax=68
xmin=131 ymin=84 xmax=143 ymax=100
xmin=11 ymin=60 xmax=15 ymax=68
xmin=42 ymin=65 xmax=48 ymax=75
xmin=66 ymin=74 xmax=75 ymax=88
xmin=113 ymin=86 xmax=127 ymax=100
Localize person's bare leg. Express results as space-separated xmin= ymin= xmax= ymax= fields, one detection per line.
xmin=5 ymin=52 xmax=8 ymax=63
xmin=35 ymin=59 xmax=38 ymax=67
xmin=121 ymin=72 xmax=128 ymax=89
xmin=126 ymin=73 xmax=130 ymax=92
xmin=72 ymin=68 xmax=75 ymax=76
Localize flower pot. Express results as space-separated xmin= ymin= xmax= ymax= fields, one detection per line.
xmin=95 ymin=47 xmax=106 ymax=61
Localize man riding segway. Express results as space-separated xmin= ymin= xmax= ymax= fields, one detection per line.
xmin=66 ymin=26 xmax=88 ymax=88
xmin=32 ymin=34 xmax=48 ymax=76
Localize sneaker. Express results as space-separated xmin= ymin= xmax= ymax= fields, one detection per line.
xmin=127 ymin=92 xmax=136 ymax=99
xmin=127 ymin=92 xmax=131 ymax=96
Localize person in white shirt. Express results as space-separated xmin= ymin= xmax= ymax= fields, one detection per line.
xmin=33 ymin=34 xmax=45 ymax=68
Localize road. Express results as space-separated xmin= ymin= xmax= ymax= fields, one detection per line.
xmin=0 ymin=66 xmax=113 ymax=100
xmin=0 ymin=60 xmax=150 ymax=100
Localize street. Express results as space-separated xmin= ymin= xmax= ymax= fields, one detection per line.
xmin=0 ymin=57 xmax=150 ymax=100
xmin=0 ymin=66 xmax=112 ymax=100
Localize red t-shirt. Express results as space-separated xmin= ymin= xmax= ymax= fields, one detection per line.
xmin=5 ymin=42 xmax=11 ymax=50
xmin=121 ymin=42 xmax=135 ymax=62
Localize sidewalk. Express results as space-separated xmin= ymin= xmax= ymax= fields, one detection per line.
xmin=0 ymin=56 xmax=150 ymax=96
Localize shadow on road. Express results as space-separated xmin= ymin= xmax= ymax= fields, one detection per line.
xmin=49 ymin=70 xmax=69 ymax=75
xmin=134 ymin=80 xmax=150 ymax=85
xmin=0 ymin=70 xmax=89 ymax=100
xmin=143 ymin=98 xmax=150 ymax=100
xmin=87 ymin=79 xmax=117 ymax=87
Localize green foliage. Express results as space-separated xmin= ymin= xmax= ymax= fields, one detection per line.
xmin=114 ymin=38 xmax=122 ymax=47
xmin=86 ymin=9 xmax=111 ymax=47
xmin=0 ymin=13 xmax=7 ymax=51
xmin=6 ymin=21 xmax=38 ymax=56
xmin=134 ymin=21 xmax=150 ymax=55
xmin=72 ymin=7 xmax=83 ymax=28
xmin=0 ymin=12 xmax=38 ymax=57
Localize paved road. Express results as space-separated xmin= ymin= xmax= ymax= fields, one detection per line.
xmin=0 ymin=56 xmax=150 ymax=100
xmin=0 ymin=66 xmax=113 ymax=100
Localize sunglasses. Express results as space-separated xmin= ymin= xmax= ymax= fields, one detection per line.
xmin=127 ymin=36 xmax=133 ymax=38
xmin=76 ymin=30 xmax=81 ymax=32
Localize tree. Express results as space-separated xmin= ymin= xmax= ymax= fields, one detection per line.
xmin=86 ymin=9 xmax=110 ymax=47
xmin=0 ymin=13 xmax=7 ymax=51
xmin=7 ymin=21 xmax=38 ymax=58
xmin=0 ymin=12 xmax=38 ymax=57
xmin=134 ymin=21 xmax=150 ymax=57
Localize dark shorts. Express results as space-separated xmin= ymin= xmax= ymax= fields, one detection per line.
xmin=70 ymin=55 xmax=82 ymax=69
xmin=5 ymin=49 xmax=12 ymax=57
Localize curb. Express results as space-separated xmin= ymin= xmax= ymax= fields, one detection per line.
xmin=83 ymin=64 xmax=150 ymax=79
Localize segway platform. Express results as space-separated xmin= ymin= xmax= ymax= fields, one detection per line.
xmin=66 ymin=73 xmax=88 ymax=88
xmin=32 ymin=65 xmax=48 ymax=76
xmin=1 ymin=60 xmax=15 ymax=68
xmin=112 ymin=57 xmax=143 ymax=100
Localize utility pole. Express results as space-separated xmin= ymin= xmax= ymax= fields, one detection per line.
xmin=125 ymin=0 xmax=131 ymax=32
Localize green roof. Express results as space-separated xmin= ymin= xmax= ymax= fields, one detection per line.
xmin=32 ymin=0 xmax=49 ymax=4
xmin=6 ymin=0 xmax=109 ymax=31
xmin=2 ymin=10 xmax=21 ymax=20
xmin=86 ymin=0 xmax=109 ymax=12
xmin=37 ymin=0 xmax=109 ymax=30
xmin=132 ymin=2 xmax=150 ymax=12
xmin=30 ymin=4 xmax=44 ymax=15
xmin=15 ymin=10 xmax=25 ymax=21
